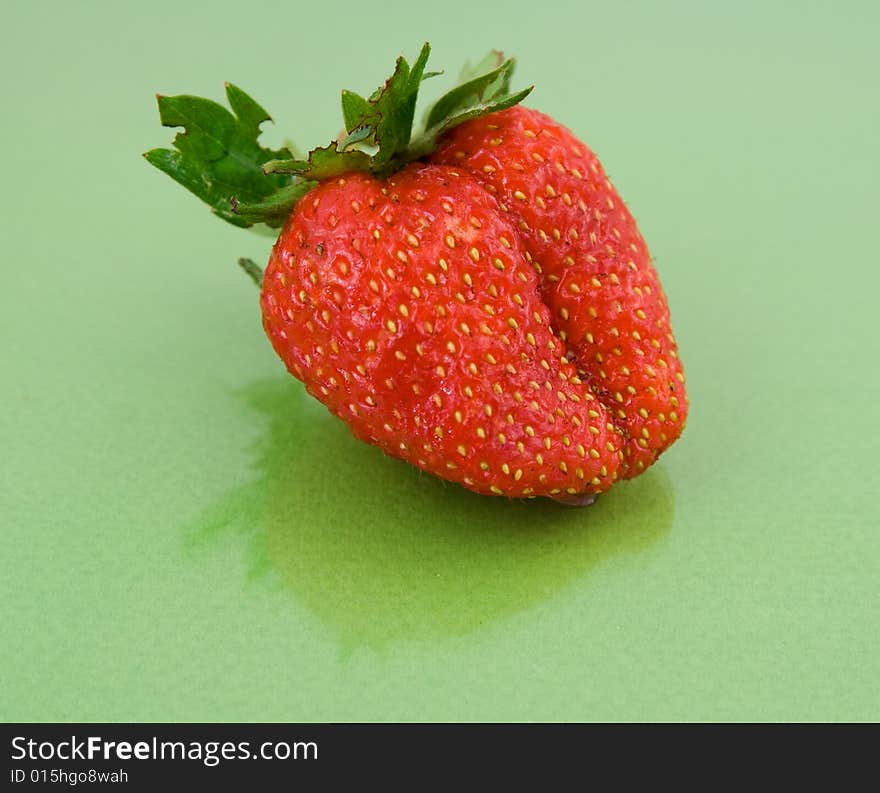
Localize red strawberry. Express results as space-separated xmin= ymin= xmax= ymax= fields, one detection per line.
xmin=145 ymin=44 xmax=687 ymax=501
xmin=429 ymin=106 xmax=687 ymax=477
xmin=261 ymin=164 xmax=623 ymax=497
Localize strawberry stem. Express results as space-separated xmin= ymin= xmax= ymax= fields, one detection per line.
xmin=238 ymin=257 xmax=263 ymax=287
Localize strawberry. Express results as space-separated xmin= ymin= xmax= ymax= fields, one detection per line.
xmin=145 ymin=44 xmax=686 ymax=501
xmin=261 ymin=164 xmax=623 ymax=497
xmin=428 ymin=106 xmax=688 ymax=477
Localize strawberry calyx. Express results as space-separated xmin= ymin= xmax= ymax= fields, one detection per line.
xmin=144 ymin=44 xmax=531 ymax=232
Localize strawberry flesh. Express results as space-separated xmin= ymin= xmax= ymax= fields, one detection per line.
xmin=430 ymin=106 xmax=688 ymax=478
xmin=261 ymin=164 xmax=625 ymax=498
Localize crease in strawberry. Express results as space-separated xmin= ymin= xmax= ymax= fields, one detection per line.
xmin=429 ymin=106 xmax=688 ymax=478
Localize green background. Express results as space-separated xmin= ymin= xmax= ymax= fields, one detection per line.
xmin=2 ymin=1 xmax=878 ymax=721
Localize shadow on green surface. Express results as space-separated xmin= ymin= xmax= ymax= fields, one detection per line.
xmin=186 ymin=378 xmax=674 ymax=650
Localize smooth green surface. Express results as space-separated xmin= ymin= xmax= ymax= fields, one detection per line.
xmin=2 ymin=1 xmax=878 ymax=721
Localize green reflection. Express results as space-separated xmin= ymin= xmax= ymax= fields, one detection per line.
xmin=187 ymin=378 xmax=674 ymax=649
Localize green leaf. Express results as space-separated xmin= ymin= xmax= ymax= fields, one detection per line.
xmin=261 ymin=157 xmax=310 ymax=175
xmin=366 ymin=48 xmax=417 ymax=169
xmin=224 ymin=82 xmax=272 ymax=137
xmin=263 ymin=142 xmax=372 ymax=181
xmin=230 ymin=180 xmax=316 ymax=227
xmin=145 ymin=85 xmax=295 ymax=227
xmin=432 ymin=86 xmax=533 ymax=136
xmin=338 ymin=124 xmax=374 ymax=150
xmin=341 ymin=90 xmax=371 ymax=133
xmin=458 ymin=50 xmax=506 ymax=84
xmin=146 ymin=45 xmax=533 ymax=227
xmin=267 ymin=44 xmax=441 ymax=180
xmin=400 ymin=43 xmax=432 ymax=141
xmin=306 ymin=143 xmax=374 ymax=179
xmin=425 ymin=57 xmax=516 ymax=131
